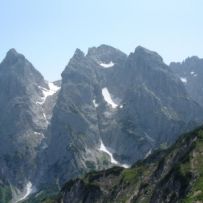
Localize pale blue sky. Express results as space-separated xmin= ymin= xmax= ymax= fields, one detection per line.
xmin=0 ymin=0 xmax=202 ymax=81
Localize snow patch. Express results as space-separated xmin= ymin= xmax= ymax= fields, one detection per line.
xmin=102 ymin=87 xmax=118 ymax=108
xmin=43 ymin=113 xmax=47 ymax=120
xmin=42 ymin=112 xmax=49 ymax=124
xmin=93 ymin=99 xmax=99 ymax=108
xmin=180 ymin=77 xmax=187 ymax=83
xmin=99 ymin=140 xmax=129 ymax=168
xmin=145 ymin=149 xmax=152 ymax=158
xmin=34 ymin=132 xmax=45 ymax=139
xmin=121 ymin=163 xmax=130 ymax=169
xmin=34 ymin=132 xmax=41 ymax=135
xmin=99 ymin=140 xmax=118 ymax=165
xmin=99 ymin=61 xmax=114 ymax=68
xmin=12 ymin=182 xmax=33 ymax=203
xmin=37 ymin=82 xmax=60 ymax=105
xmin=190 ymin=72 xmax=198 ymax=77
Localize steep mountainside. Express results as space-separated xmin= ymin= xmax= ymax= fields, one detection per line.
xmin=43 ymin=45 xmax=203 ymax=189
xmin=0 ymin=49 xmax=60 ymax=202
xmin=1 ymin=45 xmax=203 ymax=202
xmin=170 ymin=56 xmax=203 ymax=107
xmin=50 ymin=126 xmax=203 ymax=203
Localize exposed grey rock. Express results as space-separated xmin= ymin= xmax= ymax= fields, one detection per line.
xmin=170 ymin=56 xmax=203 ymax=107
xmin=1 ymin=45 xmax=203 ymax=200
xmin=57 ymin=126 xmax=203 ymax=203
xmin=43 ymin=45 xmax=203 ymax=189
xmin=0 ymin=49 xmax=60 ymax=194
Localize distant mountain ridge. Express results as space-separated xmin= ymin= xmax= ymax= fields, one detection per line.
xmin=0 ymin=45 xmax=203 ymax=202
xmin=43 ymin=45 xmax=203 ymax=189
xmin=170 ymin=56 xmax=203 ymax=107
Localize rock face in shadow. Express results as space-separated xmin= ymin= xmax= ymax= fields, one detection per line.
xmin=1 ymin=46 xmax=203 ymax=201
xmin=43 ymin=45 xmax=203 ymax=188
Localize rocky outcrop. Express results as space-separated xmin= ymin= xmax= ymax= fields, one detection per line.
xmin=170 ymin=56 xmax=203 ymax=107
xmin=57 ymin=127 xmax=203 ymax=203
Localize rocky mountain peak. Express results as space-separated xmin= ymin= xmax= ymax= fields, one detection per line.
xmin=61 ymin=48 xmax=88 ymax=81
xmin=1 ymin=48 xmax=26 ymax=67
xmin=87 ymin=44 xmax=121 ymax=55
xmin=170 ymin=56 xmax=203 ymax=107
xmin=87 ymin=44 xmax=127 ymax=64
xmin=132 ymin=46 xmax=163 ymax=64
xmin=6 ymin=48 xmax=18 ymax=57
xmin=171 ymin=56 xmax=202 ymax=68
xmin=73 ymin=48 xmax=85 ymax=58
xmin=0 ymin=49 xmax=46 ymax=87
xmin=1 ymin=45 xmax=203 ymax=203
xmin=183 ymin=56 xmax=202 ymax=66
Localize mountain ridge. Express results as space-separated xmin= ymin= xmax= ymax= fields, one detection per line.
xmin=41 ymin=44 xmax=203 ymax=191
xmin=0 ymin=45 xmax=203 ymax=202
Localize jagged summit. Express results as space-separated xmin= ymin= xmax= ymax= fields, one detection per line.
xmin=0 ymin=48 xmax=49 ymax=103
xmin=61 ymin=48 xmax=88 ymax=80
xmin=171 ymin=56 xmax=202 ymax=67
xmin=73 ymin=48 xmax=85 ymax=58
xmin=1 ymin=48 xmax=27 ymax=67
xmin=133 ymin=45 xmax=163 ymax=63
xmin=1 ymin=45 xmax=203 ymax=203
xmin=1 ymin=48 xmax=26 ymax=66
xmin=183 ymin=56 xmax=202 ymax=64
xmin=6 ymin=48 xmax=18 ymax=56
xmin=87 ymin=44 xmax=127 ymax=63
xmin=87 ymin=44 xmax=124 ymax=55
xmin=0 ymin=48 xmax=45 ymax=81
xmin=170 ymin=55 xmax=203 ymax=108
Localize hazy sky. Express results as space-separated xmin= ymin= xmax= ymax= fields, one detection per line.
xmin=0 ymin=0 xmax=202 ymax=81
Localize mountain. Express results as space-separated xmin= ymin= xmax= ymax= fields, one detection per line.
xmin=41 ymin=46 xmax=128 ymax=188
xmin=0 ymin=49 xmax=60 ymax=202
xmin=41 ymin=45 xmax=203 ymax=190
xmin=170 ymin=56 xmax=203 ymax=107
xmin=1 ymin=45 xmax=203 ymax=202
xmin=41 ymin=126 xmax=203 ymax=203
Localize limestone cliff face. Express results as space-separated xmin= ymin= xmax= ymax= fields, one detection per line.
xmin=43 ymin=45 xmax=203 ymax=188
xmin=1 ymin=46 xmax=203 ymax=202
